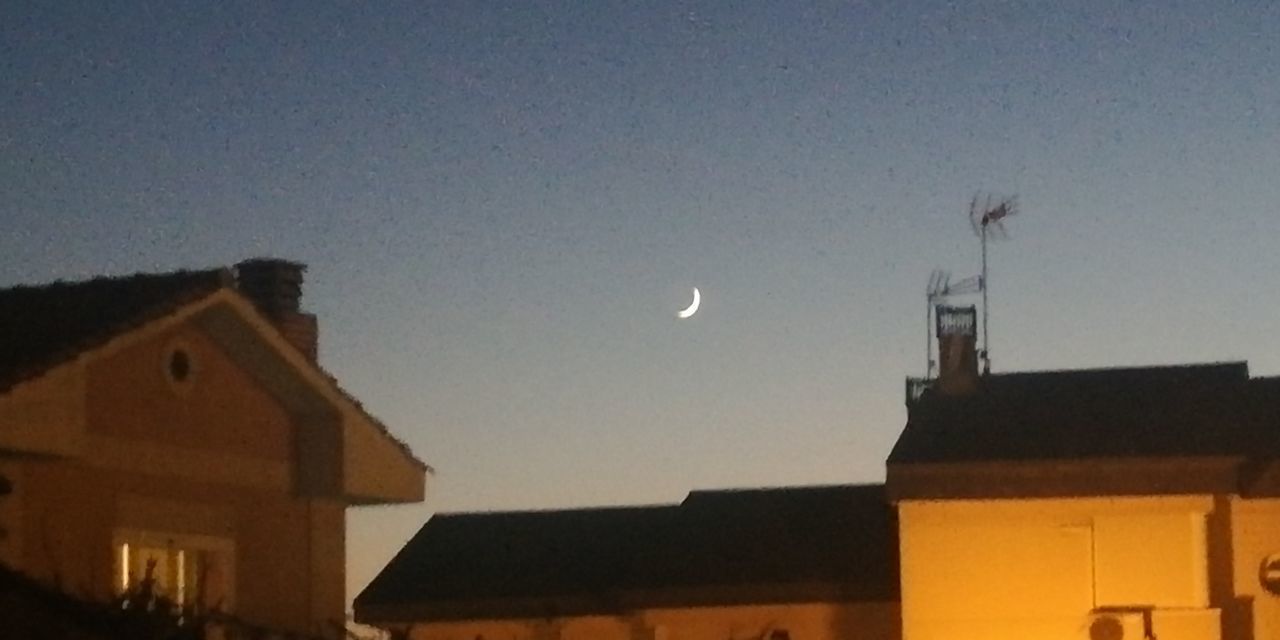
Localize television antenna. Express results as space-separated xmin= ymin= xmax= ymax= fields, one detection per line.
xmin=924 ymin=269 xmax=982 ymax=378
xmin=969 ymin=193 xmax=1018 ymax=374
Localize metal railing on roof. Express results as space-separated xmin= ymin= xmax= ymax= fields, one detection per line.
xmin=905 ymin=377 xmax=933 ymax=406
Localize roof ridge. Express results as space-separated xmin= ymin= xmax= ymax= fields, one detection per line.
xmin=435 ymin=503 xmax=681 ymax=518
xmin=0 ymin=268 xmax=233 ymax=393
xmin=0 ymin=266 xmax=231 ymax=294
xmin=685 ymin=482 xmax=880 ymax=497
xmin=989 ymin=360 xmax=1249 ymax=379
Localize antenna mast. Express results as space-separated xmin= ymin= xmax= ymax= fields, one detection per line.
xmin=981 ymin=214 xmax=989 ymax=373
xmin=969 ymin=194 xmax=1017 ymax=375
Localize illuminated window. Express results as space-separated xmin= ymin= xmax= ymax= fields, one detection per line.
xmin=114 ymin=530 xmax=234 ymax=611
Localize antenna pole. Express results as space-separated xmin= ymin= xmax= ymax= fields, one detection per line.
xmin=926 ymin=298 xmax=933 ymax=378
xmin=980 ymin=221 xmax=990 ymax=375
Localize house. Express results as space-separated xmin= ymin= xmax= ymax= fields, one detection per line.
xmin=355 ymin=484 xmax=900 ymax=640
xmin=0 ymin=259 xmax=428 ymax=637
xmin=355 ymin=297 xmax=1280 ymax=640
xmin=888 ymin=305 xmax=1280 ymax=640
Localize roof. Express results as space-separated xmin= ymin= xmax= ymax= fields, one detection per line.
xmin=888 ymin=362 xmax=1280 ymax=499
xmin=355 ymin=484 xmax=898 ymax=623
xmin=0 ymin=269 xmax=230 ymax=393
xmin=0 ymin=264 xmax=428 ymax=472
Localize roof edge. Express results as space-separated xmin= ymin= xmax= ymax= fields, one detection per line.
xmin=356 ymin=580 xmax=896 ymax=624
xmin=887 ymin=456 xmax=1242 ymax=501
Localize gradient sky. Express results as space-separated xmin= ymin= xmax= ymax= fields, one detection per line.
xmin=4 ymin=0 xmax=1280 ymax=604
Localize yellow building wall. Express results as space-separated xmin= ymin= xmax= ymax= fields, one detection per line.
xmin=898 ymin=496 xmax=1215 ymax=640
xmin=342 ymin=408 xmax=426 ymax=503
xmin=1228 ymin=497 xmax=1280 ymax=640
xmin=396 ymin=601 xmax=899 ymax=640
xmin=4 ymin=323 xmax=347 ymax=636
xmin=85 ymin=325 xmax=293 ymax=461
xmin=641 ymin=602 xmax=900 ymax=640
xmin=0 ymin=364 xmax=87 ymax=457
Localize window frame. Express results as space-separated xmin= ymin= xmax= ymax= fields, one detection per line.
xmin=113 ymin=528 xmax=236 ymax=612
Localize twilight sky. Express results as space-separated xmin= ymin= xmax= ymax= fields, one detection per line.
xmin=4 ymin=0 xmax=1280 ymax=604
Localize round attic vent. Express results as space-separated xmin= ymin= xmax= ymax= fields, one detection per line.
xmin=162 ymin=339 xmax=199 ymax=393
xmin=169 ymin=349 xmax=191 ymax=381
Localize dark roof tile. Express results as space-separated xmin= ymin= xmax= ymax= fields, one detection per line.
xmin=0 ymin=269 xmax=230 ymax=392
xmin=890 ymin=362 xmax=1279 ymax=464
xmin=888 ymin=362 xmax=1280 ymax=498
xmin=355 ymin=484 xmax=898 ymax=621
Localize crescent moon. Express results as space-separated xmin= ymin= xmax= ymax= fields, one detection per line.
xmin=677 ymin=287 xmax=701 ymax=319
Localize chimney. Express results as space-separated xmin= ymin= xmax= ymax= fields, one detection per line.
xmin=935 ymin=304 xmax=978 ymax=396
xmin=235 ymin=258 xmax=318 ymax=362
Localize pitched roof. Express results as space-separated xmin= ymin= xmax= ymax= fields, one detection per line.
xmin=668 ymin=485 xmax=896 ymax=592
xmin=361 ymin=504 xmax=676 ymax=608
xmin=888 ymin=362 xmax=1280 ymax=499
xmin=0 ymin=269 xmax=230 ymax=393
xmin=0 ymin=265 xmax=428 ymax=473
xmin=355 ymin=484 xmax=898 ymax=623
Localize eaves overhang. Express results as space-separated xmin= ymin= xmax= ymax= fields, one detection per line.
xmin=194 ymin=292 xmax=428 ymax=504
xmin=355 ymin=580 xmax=894 ymax=625
xmin=885 ymin=456 xmax=1242 ymax=502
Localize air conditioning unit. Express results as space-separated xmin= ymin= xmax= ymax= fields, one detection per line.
xmin=1085 ymin=609 xmax=1149 ymax=640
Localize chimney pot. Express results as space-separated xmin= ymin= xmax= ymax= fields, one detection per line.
xmin=935 ymin=304 xmax=979 ymax=395
xmin=235 ymin=258 xmax=318 ymax=361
